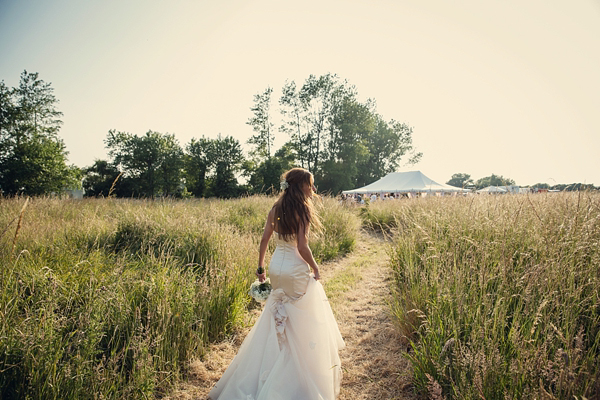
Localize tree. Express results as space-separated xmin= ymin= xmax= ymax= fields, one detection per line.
xmin=105 ymin=130 xmax=183 ymax=197
xmin=280 ymin=74 xmax=355 ymax=175
xmin=207 ymin=135 xmax=244 ymax=198
xmin=158 ymin=134 xmax=184 ymax=196
xmin=0 ymin=71 xmax=74 ymax=195
xmin=475 ymin=174 xmax=515 ymax=189
xmin=531 ymin=182 xmax=550 ymax=189
xmin=355 ymin=116 xmax=421 ymax=188
xmin=245 ymin=143 xmax=297 ymax=194
xmin=280 ymin=80 xmax=308 ymax=169
xmin=82 ymin=159 xmax=122 ymax=196
xmin=317 ymin=98 xmax=371 ymax=193
xmin=317 ymin=97 xmax=421 ymax=193
xmin=278 ymin=74 xmax=421 ymax=194
xmin=247 ymin=87 xmax=274 ymax=160
xmin=184 ymin=137 xmax=213 ymax=197
xmin=447 ymin=173 xmax=474 ymax=188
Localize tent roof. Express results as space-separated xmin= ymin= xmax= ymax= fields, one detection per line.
xmin=342 ymin=171 xmax=469 ymax=194
xmin=477 ymin=186 xmax=507 ymax=193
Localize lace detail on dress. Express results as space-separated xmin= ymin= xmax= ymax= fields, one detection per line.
xmin=269 ymin=288 xmax=292 ymax=344
xmin=259 ymin=369 xmax=270 ymax=383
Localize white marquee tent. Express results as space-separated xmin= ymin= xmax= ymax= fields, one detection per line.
xmin=476 ymin=186 xmax=507 ymax=193
xmin=342 ymin=171 xmax=470 ymax=194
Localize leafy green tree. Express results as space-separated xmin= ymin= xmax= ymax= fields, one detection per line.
xmin=532 ymin=182 xmax=550 ymax=189
xmin=355 ymin=116 xmax=421 ymax=188
xmin=82 ymin=159 xmax=121 ymax=196
xmin=475 ymin=174 xmax=516 ymax=189
xmin=279 ymin=80 xmax=308 ymax=169
xmin=0 ymin=80 xmax=14 ymax=141
xmin=280 ymin=74 xmax=355 ymax=174
xmin=447 ymin=173 xmax=474 ymax=188
xmin=247 ymin=87 xmax=274 ymax=160
xmin=0 ymin=71 xmax=74 ymax=195
xmin=278 ymin=74 xmax=421 ymax=193
xmin=158 ymin=134 xmax=184 ymax=196
xmin=245 ymin=143 xmax=296 ymax=194
xmin=317 ymin=98 xmax=371 ymax=193
xmin=65 ymin=164 xmax=84 ymax=189
xmin=184 ymin=137 xmax=213 ymax=197
xmin=207 ymin=135 xmax=244 ymax=198
xmin=105 ymin=130 xmax=183 ymax=197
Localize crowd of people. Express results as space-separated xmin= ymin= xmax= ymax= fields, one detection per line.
xmin=340 ymin=192 xmax=416 ymax=205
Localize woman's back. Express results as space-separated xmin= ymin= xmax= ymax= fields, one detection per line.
xmin=269 ymin=233 xmax=310 ymax=300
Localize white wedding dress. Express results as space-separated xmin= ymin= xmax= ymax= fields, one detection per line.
xmin=208 ymin=233 xmax=345 ymax=400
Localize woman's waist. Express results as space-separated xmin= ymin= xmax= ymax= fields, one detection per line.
xmin=270 ymin=247 xmax=305 ymax=265
xmin=269 ymin=261 xmax=310 ymax=280
xmin=274 ymin=239 xmax=297 ymax=249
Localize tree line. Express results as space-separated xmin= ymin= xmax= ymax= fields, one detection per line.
xmin=446 ymin=172 xmax=598 ymax=191
xmin=84 ymin=131 xmax=249 ymax=198
xmin=1 ymin=71 xmax=422 ymax=197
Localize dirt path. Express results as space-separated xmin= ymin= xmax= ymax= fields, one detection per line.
xmin=165 ymin=231 xmax=415 ymax=400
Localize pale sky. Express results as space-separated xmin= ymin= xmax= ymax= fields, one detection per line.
xmin=1 ymin=0 xmax=599 ymax=186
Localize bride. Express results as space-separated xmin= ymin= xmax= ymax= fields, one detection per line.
xmin=208 ymin=168 xmax=345 ymax=400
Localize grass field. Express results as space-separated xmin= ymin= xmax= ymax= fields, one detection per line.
xmin=0 ymin=195 xmax=359 ymax=399
xmin=2 ymin=193 xmax=598 ymax=399
xmin=369 ymin=192 xmax=600 ymax=399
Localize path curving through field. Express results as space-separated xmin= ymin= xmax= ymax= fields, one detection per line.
xmin=165 ymin=230 xmax=415 ymax=400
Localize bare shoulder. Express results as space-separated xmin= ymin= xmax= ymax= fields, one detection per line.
xmin=262 ymin=206 xmax=276 ymax=234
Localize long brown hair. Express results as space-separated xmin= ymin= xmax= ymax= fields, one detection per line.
xmin=273 ymin=168 xmax=321 ymax=242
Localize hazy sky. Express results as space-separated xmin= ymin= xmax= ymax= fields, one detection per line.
xmin=1 ymin=0 xmax=599 ymax=186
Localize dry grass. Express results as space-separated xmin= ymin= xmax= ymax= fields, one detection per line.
xmin=0 ymin=196 xmax=360 ymax=399
xmin=163 ymin=310 xmax=262 ymax=400
xmin=384 ymin=192 xmax=600 ymax=399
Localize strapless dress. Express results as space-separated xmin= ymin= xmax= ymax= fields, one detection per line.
xmin=209 ymin=233 xmax=345 ymax=400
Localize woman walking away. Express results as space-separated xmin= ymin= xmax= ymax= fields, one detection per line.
xmin=209 ymin=167 xmax=345 ymax=400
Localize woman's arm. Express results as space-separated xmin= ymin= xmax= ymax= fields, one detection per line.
xmin=257 ymin=208 xmax=275 ymax=282
xmin=297 ymin=223 xmax=320 ymax=280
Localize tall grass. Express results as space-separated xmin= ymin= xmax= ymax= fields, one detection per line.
xmin=0 ymin=195 xmax=358 ymax=399
xmin=312 ymin=197 xmax=361 ymax=262
xmin=381 ymin=193 xmax=600 ymax=398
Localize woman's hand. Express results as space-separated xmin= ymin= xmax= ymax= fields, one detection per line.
xmin=312 ymin=267 xmax=320 ymax=281
xmin=256 ymin=271 xmax=266 ymax=283
xmin=256 ymin=266 xmax=266 ymax=283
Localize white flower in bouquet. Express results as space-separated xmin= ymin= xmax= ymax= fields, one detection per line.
xmin=249 ymin=278 xmax=272 ymax=302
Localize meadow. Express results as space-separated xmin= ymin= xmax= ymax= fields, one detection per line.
xmin=365 ymin=192 xmax=600 ymax=399
xmin=2 ymin=192 xmax=598 ymax=399
xmin=0 ymin=196 xmax=359 ymax=399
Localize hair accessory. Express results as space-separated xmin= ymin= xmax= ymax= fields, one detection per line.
xmin=280 ymin=180 xmax=289 ymax=190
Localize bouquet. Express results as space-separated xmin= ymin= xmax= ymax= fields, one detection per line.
xmin=249 ymin=278 xmax=272 ymax=302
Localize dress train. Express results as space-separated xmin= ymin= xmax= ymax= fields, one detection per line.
xmin=208 ymin=276 xmax=344 ymax=400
